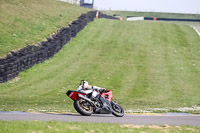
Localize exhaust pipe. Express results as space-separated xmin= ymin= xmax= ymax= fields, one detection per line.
xmin=78 ymin=94 xmax=97 ymax=108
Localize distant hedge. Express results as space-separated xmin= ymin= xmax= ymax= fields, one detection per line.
xmin=0 ymin=11 xmax=118 ymax=83
xmin=127 ymin=16 xmax=200 ymax=22
xmin=144 ymin=17 xmax=200 ymax=22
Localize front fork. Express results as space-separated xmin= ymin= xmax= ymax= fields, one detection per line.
xmin=94 ymin=96 xmax=113 ymax=114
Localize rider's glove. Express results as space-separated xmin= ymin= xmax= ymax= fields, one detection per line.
xmin=100 ymin=88 xmax=106 ymax=93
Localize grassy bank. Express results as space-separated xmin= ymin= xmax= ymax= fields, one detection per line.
xmin=0 ymin=19 xmax=200 ymax=112
xmin=0 ymin=121 xmax=199 ymax=133
xmin=0 ymin=0 xmax=90 ymax=57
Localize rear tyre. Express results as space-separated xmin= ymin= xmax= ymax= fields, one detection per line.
xmin=111 ymin=101 xmax=124 ymax=117
xmin=74 ymin=99 xmax=93 ymax=116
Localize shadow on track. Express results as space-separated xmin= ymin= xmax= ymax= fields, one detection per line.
xmin=47 ymin=113 xmax=115 ymax=118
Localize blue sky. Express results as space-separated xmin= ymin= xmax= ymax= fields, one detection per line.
xmin=93 ymin=0 xmax=200 ymax=14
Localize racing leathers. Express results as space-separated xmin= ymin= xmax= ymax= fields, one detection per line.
xmin=77 ymin=81 xmax=105 ymax=100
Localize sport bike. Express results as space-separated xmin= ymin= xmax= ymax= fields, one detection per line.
xmin=66 ymin=84 xmax=124 ymax=117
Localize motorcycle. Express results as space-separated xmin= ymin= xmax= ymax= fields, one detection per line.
xmin=66 ymin=80 xmax=124 ymax=117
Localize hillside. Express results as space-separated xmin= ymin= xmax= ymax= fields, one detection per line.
xmin=0 ymin=18 xmax=200 ymax=112
xmin=0 ymin=0 xmax=200 ymax=113
xmin=0 ymin=0 xmax=90 ymax=57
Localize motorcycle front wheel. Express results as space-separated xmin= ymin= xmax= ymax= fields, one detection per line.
xmin=111 ymin=101 xmax=124 ymax=117
xmin=74 ymin=99 xmax=93 ymax=116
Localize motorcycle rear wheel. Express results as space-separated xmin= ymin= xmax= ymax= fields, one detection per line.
xmin=74 ymin=99 xmax=93 ymax=116
xmin=111 ymin=101 xmax=124 ymax=117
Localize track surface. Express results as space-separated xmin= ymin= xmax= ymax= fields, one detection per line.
xmin=0 ymin=112 xmax=200 ymax=126
xmin=194 ymin=26 xmax=200 ymax=33
xmin=192 ymin=25 xmax=200 ymax=36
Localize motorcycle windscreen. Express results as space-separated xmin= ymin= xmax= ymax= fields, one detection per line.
xmin=66 ymin=90 xmax=85 ymax=101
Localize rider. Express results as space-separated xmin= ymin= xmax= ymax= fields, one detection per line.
xmin=77 ymin=80 xmax=112 ymax=113
xmin=77 ymin=80 xmax=106 ymax=100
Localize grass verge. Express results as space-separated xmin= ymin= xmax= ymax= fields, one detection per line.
xmin=0 ymin=121 xmax=199 ymax=133
xmin=0 ymin=0 xmax=90 ymax=57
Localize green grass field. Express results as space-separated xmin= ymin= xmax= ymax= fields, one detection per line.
xmin=0 ymin=18 xmax=200 ymax=112
xmin=0 ymin=121 xmax=199 ymax=133
xmin=0 ymin=0 xmax=90 ymax=57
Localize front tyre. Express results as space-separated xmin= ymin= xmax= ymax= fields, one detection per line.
xmin=74 ymin=99 xmax=93 ymax=116
xmin=111 ymin=101 xmax=124 ymax=117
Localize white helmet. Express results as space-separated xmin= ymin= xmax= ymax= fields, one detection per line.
xmin=83 ymin=80 xmax=89 ymax=87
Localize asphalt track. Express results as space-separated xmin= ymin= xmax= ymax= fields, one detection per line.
xmin=192 ymin=25 xmax=200 ymax=37
xmin=0 ymin=111 xmax=200 ymax=126
xmin=194 ymin=26 xmax=200 ymax=33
